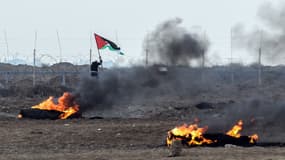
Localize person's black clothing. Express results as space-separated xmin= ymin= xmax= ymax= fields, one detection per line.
xmin=90 ymin=59 xmax=102 ymax=77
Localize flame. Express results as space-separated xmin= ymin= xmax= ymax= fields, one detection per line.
xmin=226 ymin=120 xmax=243 ymax=138
xmin=250 ymin=134 xmax=259 ymax=143
xmin=167 ymin=124 xmax=213 ymax=146
xmin=226 ymin=120 xmax=259 ymax=143
xmin=32 ymin=92 xmax=79 ymax=119
xmin=167 ymin=119 xmax=259 ymax=147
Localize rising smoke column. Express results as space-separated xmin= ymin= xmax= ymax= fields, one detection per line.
xmin=233 ymin=2 xmax=285 ymax=63
xmin=75 ymin=65 xmax=207 ymax=113
xmin=75 ymin=18 xmax=211 ymax=113
xmin=144 ymin=18 xmax=210 ymax=65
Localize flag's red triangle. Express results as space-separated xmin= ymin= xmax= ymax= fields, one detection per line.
xmin=94 ymin=33 xmax=108 ymax=49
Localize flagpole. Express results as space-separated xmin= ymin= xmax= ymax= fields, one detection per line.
xmin=97 ymin=46 xmax=103 ymax=69
xmin=94 ymin=33 xmax=103 ymax=69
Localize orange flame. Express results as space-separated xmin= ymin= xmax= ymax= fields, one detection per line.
xmin=226 ymin=120 xmax=259 ymax=143
xmin=167 ymin=119 xmax=259 ymax=147
xmin=167 ymin=124 xmax=213 ymax=146
xmin=249 ymin=134 xmax=259 ymax=143
xmin=226 ymin=120 xmax=243 ymax=138
xmin=32 ymin=92 xmax=79 ymax=119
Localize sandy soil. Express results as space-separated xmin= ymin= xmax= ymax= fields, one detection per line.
xmin=0 ymin=117 xmax=284 ymax=160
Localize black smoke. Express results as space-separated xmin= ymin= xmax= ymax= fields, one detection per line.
xmin=75 ymin=18 xmax=211 ymax=113
xmin=75 ymin=66 xmax=207 ymax=113
xmin=74 ymin=64 xmax=285 ymax=128
xmin=144 ymin=18 xmax=210 ymax=65
xmin=233 ymin=2 xmax=285 ymax=62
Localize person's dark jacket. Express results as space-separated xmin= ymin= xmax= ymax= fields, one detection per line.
xmin=91 ymin=59 xmax=102 ymax=72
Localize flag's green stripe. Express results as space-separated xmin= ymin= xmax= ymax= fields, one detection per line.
xmin=100 ymin=45 xmax=124 ymax=55
xmin=101 ymin=45 xmax=118 ymax=51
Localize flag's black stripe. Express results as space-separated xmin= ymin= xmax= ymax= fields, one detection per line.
xmin=102 ymin=37 xmax=121 ymax=50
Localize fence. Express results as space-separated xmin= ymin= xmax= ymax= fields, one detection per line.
xmin=0 ymin=70 xmax=89 ymax=88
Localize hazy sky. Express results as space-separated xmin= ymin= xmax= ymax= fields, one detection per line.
xmin=0 ymin=0 xmax=281 ymax=66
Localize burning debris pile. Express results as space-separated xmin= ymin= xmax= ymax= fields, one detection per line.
xmin=167 ymin=120 xmax=258 ymax=147
xmin=18 ymin=92 xmax=81 ymax=120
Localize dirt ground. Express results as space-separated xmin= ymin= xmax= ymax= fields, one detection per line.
xmin=1 ymin=65 xmax=285 ymax=159
xmin=0 ymin=117 xmax=284 ymax=160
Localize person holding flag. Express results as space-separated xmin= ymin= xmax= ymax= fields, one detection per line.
xmin=90 ymin=56 xmax=103 ymax=77
xmin=90 ymin=33 xmax=124 ymax=77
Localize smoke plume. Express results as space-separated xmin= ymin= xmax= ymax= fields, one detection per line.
xmin=75 ymin=65 xmax=210 ymax=113
xmin=233 ymin=2 xmax=285 ymax=62
xmin=74 ymin=63 xmax=285 ymax=128
xmin=144 ymin=18 xmax=210 ymax=65
xmin=75 ymin=18 xmax=211 ymax=114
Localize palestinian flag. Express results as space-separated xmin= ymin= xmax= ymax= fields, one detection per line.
xmin=94 ymin=33 xmax=124 ymax=55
